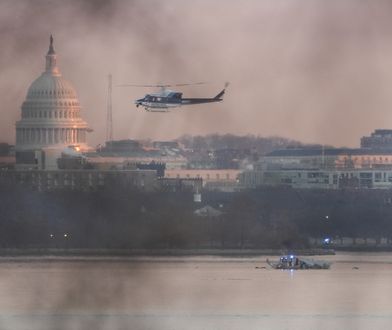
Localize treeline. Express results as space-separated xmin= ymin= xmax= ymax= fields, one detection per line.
xmin=1 ymin=180 xmax=392 ymax=249
xmin=178 ymin=134 xmax=312 ymax=155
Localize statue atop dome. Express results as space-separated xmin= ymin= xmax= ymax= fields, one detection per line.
xmin=48 ymin=34 xmax=55 ymax=55
xmin=45 ymin=34 xmax=60 ymax=75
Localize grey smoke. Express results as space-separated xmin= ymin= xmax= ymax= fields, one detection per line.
xmin=2 ymin=0 xmax=392 ymax=147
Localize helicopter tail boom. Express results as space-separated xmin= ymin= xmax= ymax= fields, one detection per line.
xmin=181 ymin=84 xmax=228 ymax=105
xmin=213 ymin=88 xmax=225 ymax=100
xmin=213 ymin=82 xmax=229 ymax=100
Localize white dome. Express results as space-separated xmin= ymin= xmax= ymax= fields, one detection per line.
xmin=26 ymin=72 xmax=79 ymax=100
xmin=15 ymin=36 xmax=90 ymax=153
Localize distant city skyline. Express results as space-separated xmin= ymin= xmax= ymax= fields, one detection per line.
xmin=2 ymin=0 xmax=392 ymax=147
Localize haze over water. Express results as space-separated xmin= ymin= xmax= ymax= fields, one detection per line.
xmin=0 ymin=253 xmax=391 ymax=329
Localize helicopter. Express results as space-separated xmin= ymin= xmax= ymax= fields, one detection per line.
xmin=118 ymin=82 xmax=229 ymax=112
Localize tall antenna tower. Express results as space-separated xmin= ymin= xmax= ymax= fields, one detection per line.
xmin=106 ymin=74 xmax=113 ymax=142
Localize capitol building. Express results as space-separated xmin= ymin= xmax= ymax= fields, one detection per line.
xmin=15 ymin=36 xmax=90 ymax=169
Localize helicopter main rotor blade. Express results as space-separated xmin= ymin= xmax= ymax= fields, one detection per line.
xmin=172 ymin=82 xmax=206 ymax=87
xmin=116 ymin=82 xmax=206 ymax=88
xmin=116 ymin=84 xmax=170 ymax=88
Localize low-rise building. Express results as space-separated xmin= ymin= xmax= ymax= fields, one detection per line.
xmin=159 ymin=177 xmax=202 ymax=193
xmin=99 ymin=139 xmax=142 ymax=153
xmin=86 ymin=154 xmax=187 ymax=170
xmin=262 ymin=147 xmax=392 ymax=170
xmin=165 ymin=169 xmax=241 ymax=191
xmin=240 ymin=167 xmax=392 ymax=190
xmin=0 ymin=169 xmax=158 ymax=192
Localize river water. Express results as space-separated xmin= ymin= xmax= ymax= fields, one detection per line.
xmin=0 ymin=253 xmax=391 ymax=329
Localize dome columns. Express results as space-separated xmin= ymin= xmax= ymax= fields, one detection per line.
xmin=16 ymin=127 xmax=86 ymax=145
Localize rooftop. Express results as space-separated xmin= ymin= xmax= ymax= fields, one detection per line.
xmin=266 ymin=148 xmax=392 ymax=157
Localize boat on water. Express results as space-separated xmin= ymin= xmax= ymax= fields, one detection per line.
xmin=266 ymin=255 xmax=331 ymax=270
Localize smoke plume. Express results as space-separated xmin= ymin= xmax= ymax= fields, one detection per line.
xmin=2 ymin=0 xmax=392 ymax=147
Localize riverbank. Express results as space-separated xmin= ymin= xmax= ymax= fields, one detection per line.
xmin=2 ymin=246 xmax=392 ymax=258
xmin=0 ymin=248 xmax=336 ymax=258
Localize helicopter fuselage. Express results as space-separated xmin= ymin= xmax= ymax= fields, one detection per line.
xmin=135 ymin=90 xmax=182 ymax=112
xmin=135 ymin=87 xmax=226 ymax=112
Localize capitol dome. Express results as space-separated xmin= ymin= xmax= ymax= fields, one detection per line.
xmin=15 ymin=36 xmax=90 ymax=153
xmin=27 ymin=74 xmax=79 ymax=100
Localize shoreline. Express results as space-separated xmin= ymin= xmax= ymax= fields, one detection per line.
xmin=0 ymin=248 xmax=335 ymax=258
xmin=0 ymin=247 xmax=391 ymax=259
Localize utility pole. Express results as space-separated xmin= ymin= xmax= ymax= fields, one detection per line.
xmin=106 ymin=74 xmax=113 ymax=142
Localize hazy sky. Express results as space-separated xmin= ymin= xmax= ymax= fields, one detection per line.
xmin=2 ymin=0 xmax=392 ymax=147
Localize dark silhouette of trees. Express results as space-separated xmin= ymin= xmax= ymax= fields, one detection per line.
xmin=1 ymin=178 xmax=392 ymax=250
xmin=178 ymin=134 xmax=302 ymax=155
